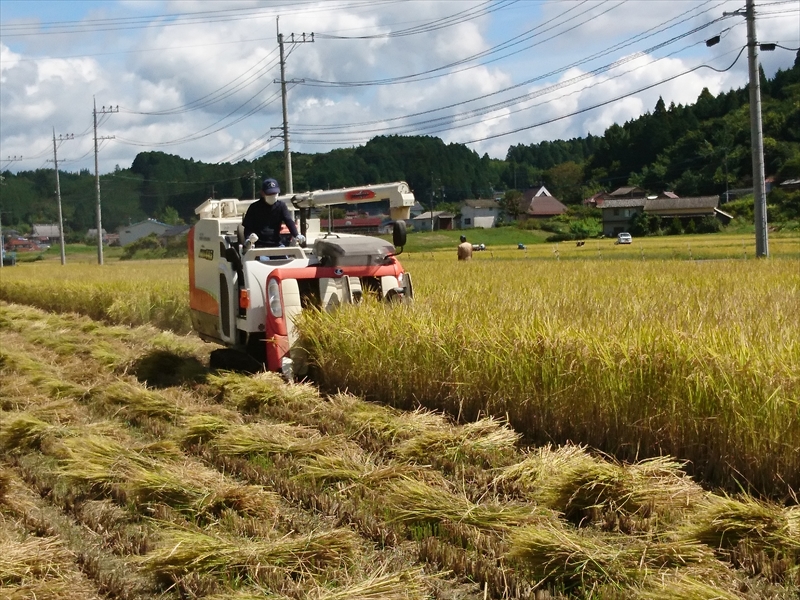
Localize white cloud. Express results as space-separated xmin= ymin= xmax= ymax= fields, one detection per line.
xmin=0 ymin=0 xmax=796 ymax=174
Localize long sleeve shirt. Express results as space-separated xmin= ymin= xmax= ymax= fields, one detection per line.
xmin=242 ymin=199 xmax=299 ymax=246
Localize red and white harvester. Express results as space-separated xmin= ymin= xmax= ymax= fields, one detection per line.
xmin=188 ymin=182 xmax=415 ymax=378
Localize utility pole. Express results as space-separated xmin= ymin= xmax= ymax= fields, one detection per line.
xmin=276 ymin=18 xmax=314 ymax=194
xmin=745 ymin=0 xmax=768 ymax=257
xmin=93 ymin=97 xmax=118 ymax=265
xmin=713 ymin=1 xmax=771 ymax=256
xmin=250 ymin=169 xmax=257 ymax=199
xmin=50 ymin=129 xmax=73 ymax=265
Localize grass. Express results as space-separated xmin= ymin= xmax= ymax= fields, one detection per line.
xmin=2 ymin=301 xmax=799 ymax=599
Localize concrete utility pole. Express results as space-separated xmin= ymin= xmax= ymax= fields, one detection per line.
xmin=276 ymin=18 xmax=314 ymax=195
xmin=93 ymin=97 xmax=118 ymax=265
xmin=745 ymin=0 xmax=768 ymax=257
xmin=713 ymin=0 xmax=772 ymax=257
xmin=51 ymin=129 xmax=74 ymax=265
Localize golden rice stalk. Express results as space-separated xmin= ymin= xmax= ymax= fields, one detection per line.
xmin=394 ymin=416 xmax=520 ymax=464
xmin=204 ymin=591 xmax=284 ymax=600
xmin=0 ymin=535 xmax=69 ymax=584
xmin=206 ymin=371 xmax=320 ymax=413
xmin=141 ymin=526 xmax=358 ymax=578
xmin=295 ymin=450 xmax=409 ymax=486
xmin=496 ymin=445 xmax=703 ymax=520
xmin=98 ymin=381 xmax=185 ymax=422
xmin=631 ymin=573 xmax=742 ymax=600
xmin=313 ymin=567 xmax=430 ymax=600
xmin=0 ymin=414 xmax=56 ymax=451
xmin=684 ymin=495 xmax=800 ymax=554
xmin=211 ymin=422 xmax=339 ymax=458
xmin=508 ymin=522 xmax=714 ymax=590
xmin=180 ymin=414 xmax=234 ymax=446
xmin=1 ymin=579 xmax=102 ymax=600
xmin=325 ymin=393 xmax=444 ymax=443
xmin=622 ymin=456 xmax=706 ymax=513
xmin=385 ymin=477 xmax=541 ymax=531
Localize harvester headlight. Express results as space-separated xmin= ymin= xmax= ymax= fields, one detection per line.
xmin=267 ymin=279 xmax=283 ymax=317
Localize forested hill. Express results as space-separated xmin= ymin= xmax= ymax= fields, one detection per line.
xmin=507 ymin=51 xmax=800 ymax=202
xmin=1 ymin=52 xmax=798 ymax=235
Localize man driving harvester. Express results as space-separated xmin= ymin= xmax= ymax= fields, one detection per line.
xmin=243 ymin=177 xmax=305 ymax=247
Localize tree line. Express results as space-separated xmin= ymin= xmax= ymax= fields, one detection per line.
xmin=1 ymin=52 xmax=797 ymax=236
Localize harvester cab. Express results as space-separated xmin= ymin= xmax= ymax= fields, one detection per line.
xmin=188 ymin=181 xmax=415 ymax=379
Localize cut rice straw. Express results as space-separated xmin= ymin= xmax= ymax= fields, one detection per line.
xmin=141 ymin=525 xmax=358 ymax=578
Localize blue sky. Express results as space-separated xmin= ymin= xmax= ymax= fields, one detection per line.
xmin=1 ymin=1 xmax=798 ymax=175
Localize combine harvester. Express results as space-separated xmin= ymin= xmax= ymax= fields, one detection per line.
xmin=189 ymin=182 xmax=415 ymax=378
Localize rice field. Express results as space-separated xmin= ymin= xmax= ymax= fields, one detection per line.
xmin=0 ymin=232 xmax=798 ymax=596
xmin=1 ymin=301 xmax=798 ymax=599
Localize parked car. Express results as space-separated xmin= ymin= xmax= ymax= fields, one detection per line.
xmin=616 ymin=232 xmax=632 ymax=245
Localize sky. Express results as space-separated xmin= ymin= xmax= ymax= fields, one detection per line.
xmin=0 ymin=0 xmax=798 ymax=176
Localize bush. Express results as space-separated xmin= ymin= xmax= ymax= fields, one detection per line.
xmin=569 ymin=218 xmax=602 ymax=239
xmin=696 ymin=216 xmax=722 ymax=234
xmin=668 ymin=217 xmax=683 ymax=235
xmin=545 ymin=233 xmax=575 ymax=242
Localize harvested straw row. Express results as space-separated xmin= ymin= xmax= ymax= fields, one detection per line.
xmin=323 ymin=392 xmax=444 ymax=445
xmin=508 ymin=522 xmax=721 ymax=592
xmin=140 ymin=524 xmax=359 ymax=579
xmin=684 ymin=495 xmax=800 ymax=555
xmin=494 ymin=444 xmax=706 ymax=523
xmin=630 ymin=574 xmax=743 ymax=600
xmin=207 ymin=371 xmax=320 ymax=414
xmin=57 ymin=433 xmax=278 ymax=518
xmin=394 ymin=416 xmax=520 ymax=468
xmin=0 ymin=535 xmax=69 ymax=584
xmin=209 ymin=421 xmax=344 ymax=459
xmin=94 ymin=380 xmax=186 ymax=423
xmin=384 ymin=477 xmax=546 ymax=532
xmin=205 ymin=567 xmax=432 ymax=600
xmin=294 ymin=450 xmax=412 ymax=487
xmin=0 ymin=414 xmax=58 ymax=452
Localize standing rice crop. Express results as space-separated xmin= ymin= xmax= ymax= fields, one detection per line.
xmin=299 ymin=258 xmax=800 ymax=497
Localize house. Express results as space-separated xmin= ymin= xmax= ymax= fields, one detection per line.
xmin=605 ymin=186 xmax=647 ymax=200
xmin=461 ymin=199 xmax=499 ymax=228
xmin=118 ymin=219 xmax=170 ymax=246
xmin=600 ymin=194 xmax=732 ymax=236
xmin=159 ymin=224 xmax=192 ymax=244
xmin=519 ymin=186 xmax=568 ymax=220
xmin=583 ymin=191 xmax=606 ymax=208
xmin=600 ymin=198 xmax=646 ymax=236
xmin=645 ymin=196 xmax=733 ymax=226
xmin=31 ymin=224 xmax=61 ymax=243
xmin=411 ymin=211 xmax=455 ymax=231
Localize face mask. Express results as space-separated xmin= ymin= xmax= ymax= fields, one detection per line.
xmin=265 ymin=195 xmax=277 ymax=205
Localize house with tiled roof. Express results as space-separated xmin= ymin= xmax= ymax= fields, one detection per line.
xmin=519 ymin=186 xmax=568 ymax=220
xmin=600 ymin=197 xmax=647 ymax=236
xmin=118 ymin=219 xmax=170 ymax=246
xmin=411 ymin=211 xmax=455 ymax=231
xmin=601 ymin=192 xmax=732 ymax=236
